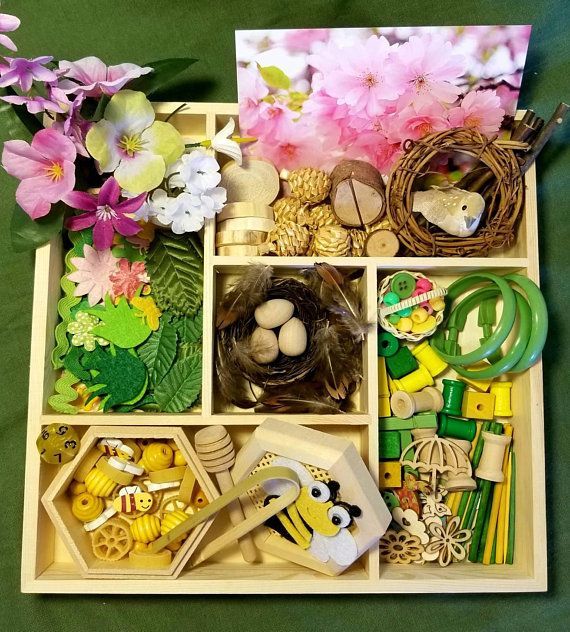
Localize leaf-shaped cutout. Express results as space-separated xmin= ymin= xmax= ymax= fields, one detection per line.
xmin=173 ymin=306 xmax=203 ymax=344
xmin=86 ymin=295 xmax=151 ymax=348
xmin=138 ymin=319 xmax=178 ymax=386
xmin=154 ymin=355 xmax=201 ymax=413
xmin=146 ymin=232 xmax=203 ymax=318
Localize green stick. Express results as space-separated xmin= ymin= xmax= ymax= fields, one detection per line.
xmin=491 ymin=522 xmax=498 ymax=564
xmin=472 ymin=421 xmax=492 ymax=468
xmin=469 ymin=479 xmax=493 ymax=562
xmin=462 ymin=489 xmax=479 ymax=530
xmin=459 ymin=421 xmax=491 ymax=527
xmin=477 ymin=484 xmax=495 ymax=562
xmin=506 ymin=451 xmax=516 ymax=564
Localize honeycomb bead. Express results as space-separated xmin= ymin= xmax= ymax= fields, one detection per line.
xmin=68 ymin=481 xmax=87 ymax=496
xmin=173 ymin=450 xmax=187 ymax=467
xmin=131 ymin=514 xmax=162 ymax=543
xmin=71 ymin=492 xmax=104 ymax=522
xmin=85 ymin=467 xmax=116 ymax=497
xmin=142 ymin=443 xmax=174 ymax=472
xmin=161 ymin=509 xmax=189 ymax=548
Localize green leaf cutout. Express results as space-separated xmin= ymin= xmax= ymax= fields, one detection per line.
xmin=172 ymin=306 xmax=203 ymax=344
xmin=10 ymin=201 xmax=65 ymax=252
xmin=138 ymin=319 xmax=178 ymax=386
xmin=81 ymin=346 xmax=148 ymax=411
xmin=85 ymin=296 xmax=151 ymax=348
xmin=127 ymin=58 xmax=198 ymax=97
xmin=154 ymin=355 xmax=202 ymax=412
xmin=257 ymin=64 xmax=291 ymax=90
xmin=145 ymin=232 xmax=203 ymax=318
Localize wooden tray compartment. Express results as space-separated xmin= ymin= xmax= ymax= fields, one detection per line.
xmin=21 ymin=103 xmax=546 ymax=593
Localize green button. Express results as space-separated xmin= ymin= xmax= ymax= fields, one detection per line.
xmin=378 ymin=331 xmax=399 ymax=357
xmin=391 ymin=272 xmax=416 ymax=299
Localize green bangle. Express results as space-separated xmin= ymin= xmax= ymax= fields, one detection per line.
xmin=431 ymin=272 xmax=517 ymax=366
xmin=452 ymin=290 xmax=532 ymax=380
xmin=504 ymin=274 xmax=548 ymax=372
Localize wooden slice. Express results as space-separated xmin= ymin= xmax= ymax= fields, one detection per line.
xmin=364 ymin=229 xmax=400 ymax=257
xmin=216 ymin=245 xmax=261 ymax=256
xmin=217 ymin=216 xmax=275 ymax=232
xmin=217 ymin=201 xmax=275 ymax=222
xmin=221 ymin=158 xmax=280 ymax=205
xmin=330 ymin=160 xmax=385 ymax=227
xmin=215 ymin=230 xmax=268 ymax=247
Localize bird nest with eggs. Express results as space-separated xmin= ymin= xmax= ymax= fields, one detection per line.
xmin=386 ymin=128 xmax=527 ymax=257
xmin=215 ymin=263 xmax=369 ymax=414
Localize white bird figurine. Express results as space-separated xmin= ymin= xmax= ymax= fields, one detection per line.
xmin=412 ymin=186 xmax=485 ymax=237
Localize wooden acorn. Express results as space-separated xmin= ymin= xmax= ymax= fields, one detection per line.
xmin=330 ymin=160 xmax=385 ymax=227
xmin=281 ymin=167 xmax=331 ymax=204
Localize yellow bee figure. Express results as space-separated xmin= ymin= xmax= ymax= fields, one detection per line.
xmin=113 ymin=485 xmax=153 ymax=514
xmin=262 ymin=457 xmax=361 ymax=567
xmin=97 ymin=438 xmax=134 ymax=461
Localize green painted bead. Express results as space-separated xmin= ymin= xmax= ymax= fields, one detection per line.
xmin=388 ymin=314 xmax=401 ymax=325
xmin=397 ymin=307 xmax=412 ymax=317
xmin=383 ymin=291 xmax=400 ymax=306
xmin=438 ymin=414 xmax=477 ymax=442
xmin=386 ymin=346 xmax=418 ymax=379
xmin=377 ymin=331 xmax=399 ymax=357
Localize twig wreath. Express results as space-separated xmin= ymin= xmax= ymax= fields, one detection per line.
xmin=386 ymin=129 xmax=527 ymax=257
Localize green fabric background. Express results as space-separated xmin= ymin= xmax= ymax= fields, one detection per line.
xmin=0 ymin=0 xmax=568 ymax=630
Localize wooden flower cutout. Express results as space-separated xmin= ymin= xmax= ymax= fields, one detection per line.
xmin=422 ymin=516 xmax=471 ymax=567
xmin=379 ymin=529 xmax=424 ymax=565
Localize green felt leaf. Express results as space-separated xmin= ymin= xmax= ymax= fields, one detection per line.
xmin=111 ymin=241 xmax=145 ymax=262
xmin=70 ymin=228 xmax=93 ymax=256
xmin=10 ymin=202 xmax=65 ymax=252
xmin=154 ymin=355 xmax=202 ymax=412
xmin=145 ymin=232 xmax=203 ymax=318
xmin=62 ymin=341 xmax=91 ymax=382
xmin=81 ymin=346 xmax=148 ymax=411
xmin=172 ymin=306 xmax=203 ymax=344
xmin=1 ymin=87 xmax=43 ymax=135
xmin=138 ymin=319 xmax=178 ymax=386
xmin=86 ymin=296 xmax=152 ymax=348
xmin=257 ymin=64 xmax=290 ymax=90
xmin=127 ymin=58 xmax=198 ymax=97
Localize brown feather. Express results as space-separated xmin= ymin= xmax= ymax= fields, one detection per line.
xmin=215 ymin=337 xmax=257 ymax=409
xmin=216 ymin=264 xmax=273 ymax=329
xmin=255 ymin=383 xmax=342 ymax=414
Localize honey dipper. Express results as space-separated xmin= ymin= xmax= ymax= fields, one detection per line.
xmin=194 ymin=425 xmax=257 ymax=563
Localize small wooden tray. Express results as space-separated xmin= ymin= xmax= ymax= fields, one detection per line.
xmin=21 ymin=104 xmax=546 ymax=594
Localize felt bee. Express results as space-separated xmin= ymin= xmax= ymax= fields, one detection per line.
xmin=261 ymin=457 xmax=362 ymax=567
xmin=112 ymin=485 xmax=153 ymax=514
xmin=97 ymin=438 xmax=133 ymax=461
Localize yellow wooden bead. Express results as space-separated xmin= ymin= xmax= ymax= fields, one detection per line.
xmin=142 ymin=443 xmax=174 ymax=472
xmin=130 ymin=514 xmax=162 ymax=543
xmin=410 ymin=315 xmax=437 ymax=334
xmin=490 ymin=382 xmax=513 ymax=417
xmin=411 ymin=307 xmax=429 ymax=324
xmin=429 ymin=296 xmax=445 ymax=311
xmin=411 ymin=340 xmax=448 ymax=377
xmin=84 ymin=468 xmax=116 ymax=498
xmin=461 ymin=391 xmax=496 ymax=420
xmin=71 ymin=492 xmax=104 ymax=522
xmin=396 ymin=317 xmax=413 ymax=332
xmin=378 ymin=461 xmax=402 ymax=489
xmin=68 ymin=481 xmax=87 ymax=496
xmin=173 ymin=450 xmax=187 ymax=466
xmin=393 ymin=363 xmax=434 ymax=393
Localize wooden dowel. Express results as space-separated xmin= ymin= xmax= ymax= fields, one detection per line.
xmin=506 ymin=451 xmax=517 ymax=564
xmin=520 ymin=102 xmax=569 ymax=175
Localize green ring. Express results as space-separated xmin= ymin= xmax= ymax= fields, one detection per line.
xmin=431 ymin=272 xmax=517 ymax=365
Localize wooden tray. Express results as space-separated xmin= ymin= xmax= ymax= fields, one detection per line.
xmin=21 ymin=103 xmax=546 ymax=593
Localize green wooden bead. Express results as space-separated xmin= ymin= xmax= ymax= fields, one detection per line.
xmin=386 ymin=346 xmax=418 ymax=379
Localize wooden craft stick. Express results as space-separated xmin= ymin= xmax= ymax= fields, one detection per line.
xmin=496 ymin=424 xmax=514 ymax=563
xmin=451 ymin=492 xmax=462 ymax=516
xmin=502 ymin=452 xmax=513 ymax=563
xmin=506 ymin=451 xmax=516 ymax=564
xmin=469 ymin=422 xmax=483 ymax=460
xmin=482 ymin=424 xmax=513 ymax=564
xmin=445 ymin=492 xmax=457 ymax=509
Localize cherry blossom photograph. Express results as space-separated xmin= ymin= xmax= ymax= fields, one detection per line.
xmin=236 ymin=26 xmax=532 ymax=173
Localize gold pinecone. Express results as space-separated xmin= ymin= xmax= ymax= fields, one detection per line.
xmin=313 ymin=225 xmax=351 ymax=257
xmin=263 ymin=221 xmax=311 ymax=256
xmin=284 ymin=167 xmax=331 ymax=204
xmin=272 ymin=197 xmax=308 ymax=224
xmin=307 ymin=203 xmax=339 ymax=230
xmin=349 ymin=229 xmax=367 ymax=256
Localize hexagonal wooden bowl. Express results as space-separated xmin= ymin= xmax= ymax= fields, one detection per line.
xmin=42 ymin=426 xmax=219 ymax=578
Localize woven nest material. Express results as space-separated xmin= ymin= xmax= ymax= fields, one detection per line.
xmin=386 ymin=129 xmax=526 ymax=257
xmin=218 ymin=278 xmax=326 ymax=387
xmin=377 ymin=272 xmax=446 ymax=342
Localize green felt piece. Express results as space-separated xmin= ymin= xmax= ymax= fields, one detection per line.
xmin=386 ymin=346 xmax=418 ymax=378
xmin=62 ymin=345 xmax=91 ymax=382
xmin=154 ymin=354 xmax=202 ymax=412
xmin=138 ymin=319 xmax=178 ymax=386
xmin=379 ymin=431 xmax=401 ymax=459
xmin=81 ymin=345 xmax=148 ymax=411
xmin=86 ymin=295 xmax=152 ymax=348
xmin=111 ymin=240 xmax=146 ymax=262
xmin=145 ymin=231 xmax=203 ymax=318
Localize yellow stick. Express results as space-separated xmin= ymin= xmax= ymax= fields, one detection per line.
xmin=496 ymin=456 xmax=511 ymax=564
xmin=503 ymin=452 xmax=513 ymax=563
xmin=451 ymin=492 xmax=463 ymax=515
xmin=469 ymin=422 xmax=483 ymax=461
xmin=445 ymin=492 xmax=457 ymax=509
xmin=483 ymin=425 xmax=513 ymax=564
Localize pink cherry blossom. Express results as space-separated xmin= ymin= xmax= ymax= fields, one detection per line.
xmin=57 ymin=56 xmax=152 ymax=97
xmin=0 ymin=55 xmax=58 ymax=92
xmin=1 ymin=128 xmax=76 ymax=219
xmin=448 ymin=89 xmax=505 ymax=136
xmin=65 ymin=177 xmax=145 ymax=250
xmin=283 ymin=29 xmax=330 ymax=53
xmin=321 ymin=36 xmax=403 ymax=117
xmin=237 ymin=66 xmax=269 ymax=131
xmin=0 ymin=12 xmax=20 ymax=51
xmin=248 ymin=99 xmax=298 ymax=142
xmin=388 ymin=34 xmax=465 ymax=105
xmin=68 ymin=244 xmax=118 ymax=306
xmin=393 ymin=99 xmax=450 ymax=142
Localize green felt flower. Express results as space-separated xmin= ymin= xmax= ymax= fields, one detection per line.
xmin=67 ymin=311 xmax=109 ymax=352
